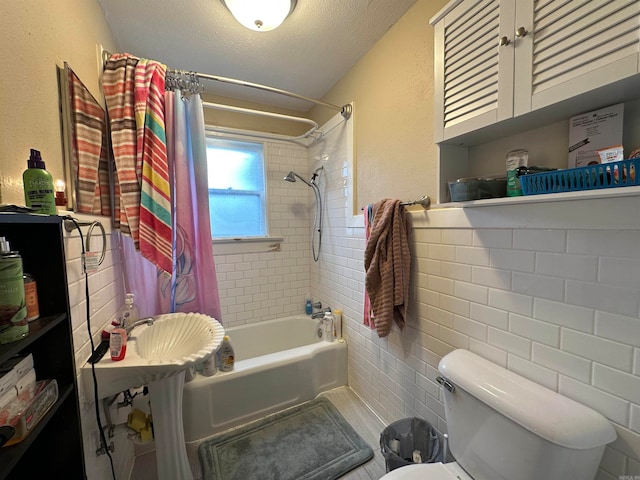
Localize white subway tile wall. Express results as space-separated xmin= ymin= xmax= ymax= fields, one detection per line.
xmin=308 ymin=119 xmax=640 ymax=478
xmin=64 ymin=124 xmax=640 ymax=479
xmin=64 ymin=223 xmax=132 ymax=480
xmin=214 ymin=141 xmax=312 ymax=327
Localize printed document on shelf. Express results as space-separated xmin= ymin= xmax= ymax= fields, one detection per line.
xmin=568 ymin=103 xmax=624 ymax=168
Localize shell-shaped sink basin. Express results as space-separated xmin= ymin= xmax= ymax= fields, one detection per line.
xmin=82 ymin=312 xmax=224 ymax=399
xmin=135 ymin=312 xmax=224 ymax=363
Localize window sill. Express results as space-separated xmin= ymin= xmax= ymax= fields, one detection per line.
xmin=212 ymin=237 xmax=284 ymax=255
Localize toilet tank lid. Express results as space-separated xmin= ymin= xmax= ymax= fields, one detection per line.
xmin=438 ymin=349 xmax=617 ymax=450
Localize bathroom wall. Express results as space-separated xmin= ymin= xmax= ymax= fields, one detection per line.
xmin=309 ymin=0 xmax=442 ymax=215
xmin=213 ymin=138 xmax=314 ymax=327
xmin=309 ymin=0 xmax=640 ymax=478
xmin=313 ymin=187 xmax=640 ymax=479
xmin=63 ymin=215 xmax=131 ymax=479
xmin=309 ymin=100 xmax=640 ymax=480
xmin=0 ymin=0 xmax=117 ymax=206
xmin=1 ymin=1 xmax=131 ymax=478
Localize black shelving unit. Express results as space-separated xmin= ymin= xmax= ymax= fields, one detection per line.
xmin=0 ymin=213 xmax=85 ymax=479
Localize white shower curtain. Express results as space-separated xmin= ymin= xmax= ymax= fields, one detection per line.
xmin=164 ymin=90 xmax=222 ymax=318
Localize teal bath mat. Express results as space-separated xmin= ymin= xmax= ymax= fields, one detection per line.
xmin=199 ymin=397 xmax=374 ymax=480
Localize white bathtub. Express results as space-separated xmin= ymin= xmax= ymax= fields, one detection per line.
xmin=181 ymin=315 xmax=347 ymax=442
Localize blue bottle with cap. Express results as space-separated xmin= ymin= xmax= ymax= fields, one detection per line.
xmin=305 ymin=294 xmax=312 ymax=315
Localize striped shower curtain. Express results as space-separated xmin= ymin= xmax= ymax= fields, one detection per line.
xmin=104 ymin=54 xmax=221 ymax=320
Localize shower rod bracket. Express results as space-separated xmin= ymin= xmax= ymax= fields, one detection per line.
xmin=341 ymin=104 xmax=352 ymax=120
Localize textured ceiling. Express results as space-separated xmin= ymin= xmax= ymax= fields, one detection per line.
xmin=97 ymin=0 xmax=416 ymax=111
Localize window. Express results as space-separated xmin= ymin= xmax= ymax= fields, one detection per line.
xmin=205 ymin=137 xmax=267 ymax=238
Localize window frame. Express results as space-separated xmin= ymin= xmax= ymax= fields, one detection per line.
xmin=204 ymin=128 xmax=283 ymax=255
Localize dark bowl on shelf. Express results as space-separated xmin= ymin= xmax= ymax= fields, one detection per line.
xmin=448 ymin=177 xmax=507 ymax=202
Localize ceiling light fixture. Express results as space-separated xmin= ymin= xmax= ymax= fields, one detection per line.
xmin=221 ymin=0 xmax=297 ymax=32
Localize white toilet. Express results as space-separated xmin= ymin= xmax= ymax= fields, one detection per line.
xmin=381 ymin=349 xmax=617 ymax=480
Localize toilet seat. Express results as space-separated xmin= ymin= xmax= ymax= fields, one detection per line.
xmin=379 ymin=462 xmax=472 ymax=480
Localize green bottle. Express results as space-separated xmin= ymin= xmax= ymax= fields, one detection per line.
xmin=23 ymin=149 xmax=56 ymax=215
xmin=0 ymin=237 xmax=28 ymax=344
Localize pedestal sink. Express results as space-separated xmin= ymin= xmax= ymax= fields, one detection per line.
xmin=82 ymin=312 xmax=224 ymax=480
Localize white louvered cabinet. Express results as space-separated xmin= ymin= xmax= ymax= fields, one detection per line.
xmin=515 ymin=0 xmax=640 ymax=116
xmin=431 ymin=0 xmax=640 ymax=143
xmin=431 ymin=0 xmax=513 ymax=142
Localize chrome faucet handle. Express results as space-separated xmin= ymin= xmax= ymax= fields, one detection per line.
xmin=312 ymin=301 xmax=322 ymax=310
xmin=311 ymin=307 xmax=332 ymax=319
xmin=125 ymin=317 xmax=155 ymax=336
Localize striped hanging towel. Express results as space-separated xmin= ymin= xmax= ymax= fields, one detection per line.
xmin=134 ymin=59 xmax=173 ymax=274
xmin=104 ymin=53 xmax=173 ymax=274
xmin=103 ymin=54 xmax=140 ymax=237
xmin=68 ymin=68 xmax=111 ymax=215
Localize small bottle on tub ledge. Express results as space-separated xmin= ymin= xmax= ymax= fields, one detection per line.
xmin=218 ymin=336 xmax=235 ymax=372
xmin=332 ymin=309 xmax=343 ymax=342
xmin=202 ymin=353 xmax=217 ymax=377
xmin=305 ymin=294 xmax=313 ymax=315
xmin=323 ymin=312 xmax=335 ymax=342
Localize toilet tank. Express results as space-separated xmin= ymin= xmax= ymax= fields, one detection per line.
xmin=438 ymin=349 xmax=616 ymax=480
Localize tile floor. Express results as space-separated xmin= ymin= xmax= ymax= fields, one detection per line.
xmin=130 ymin=386 xmax=389 ymax=480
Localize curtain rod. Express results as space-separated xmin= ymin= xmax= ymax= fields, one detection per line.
xmin=203 ymin=101 xmax=319 ymax=129
xmin=172 ymin=70 xmax=352 ymax=120
xmin=202 ymin=101 xmax=321 ymax=142
xmin=102 ymin=51 xmax=352 ymax=119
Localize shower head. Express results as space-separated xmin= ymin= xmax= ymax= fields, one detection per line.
xmin=283 ymin=171 xmax=313 ymax=187
xmin=283 ymin=168 xmax=324 ymax=262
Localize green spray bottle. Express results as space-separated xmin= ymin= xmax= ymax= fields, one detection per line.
xmin=23 ymin=149 xmax=56 ymax=215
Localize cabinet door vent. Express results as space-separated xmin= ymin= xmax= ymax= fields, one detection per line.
xmin=442 ymin=0 xmax=501 ymax=129
xmin=532 ymin=0 xmax=640 ymax=94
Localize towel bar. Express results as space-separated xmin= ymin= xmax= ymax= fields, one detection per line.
xmin=401 ymin=196 xmax=430 ymax=210
xmin=361 ymin=195 xmax=430 ymax=211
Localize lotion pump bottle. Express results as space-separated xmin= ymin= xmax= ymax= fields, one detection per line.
xmin=23 ymin=149 xmax=56 ymax=215
xmin=120 ymin=293 xmax=139 ymax=328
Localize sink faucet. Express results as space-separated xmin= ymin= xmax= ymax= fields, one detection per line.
xmin=124 ymin=317 xmax=155 ymax=336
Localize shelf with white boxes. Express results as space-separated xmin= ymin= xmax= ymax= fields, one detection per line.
xmin=0 ymin=214 xmax=85 ymax=480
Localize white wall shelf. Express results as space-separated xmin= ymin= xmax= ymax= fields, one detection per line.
xmin=436 ymin=185 xmax=640 ymax=208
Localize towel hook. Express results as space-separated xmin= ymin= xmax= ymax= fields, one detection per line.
xmin=63 ymin=218 xmax=107 ymax=265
